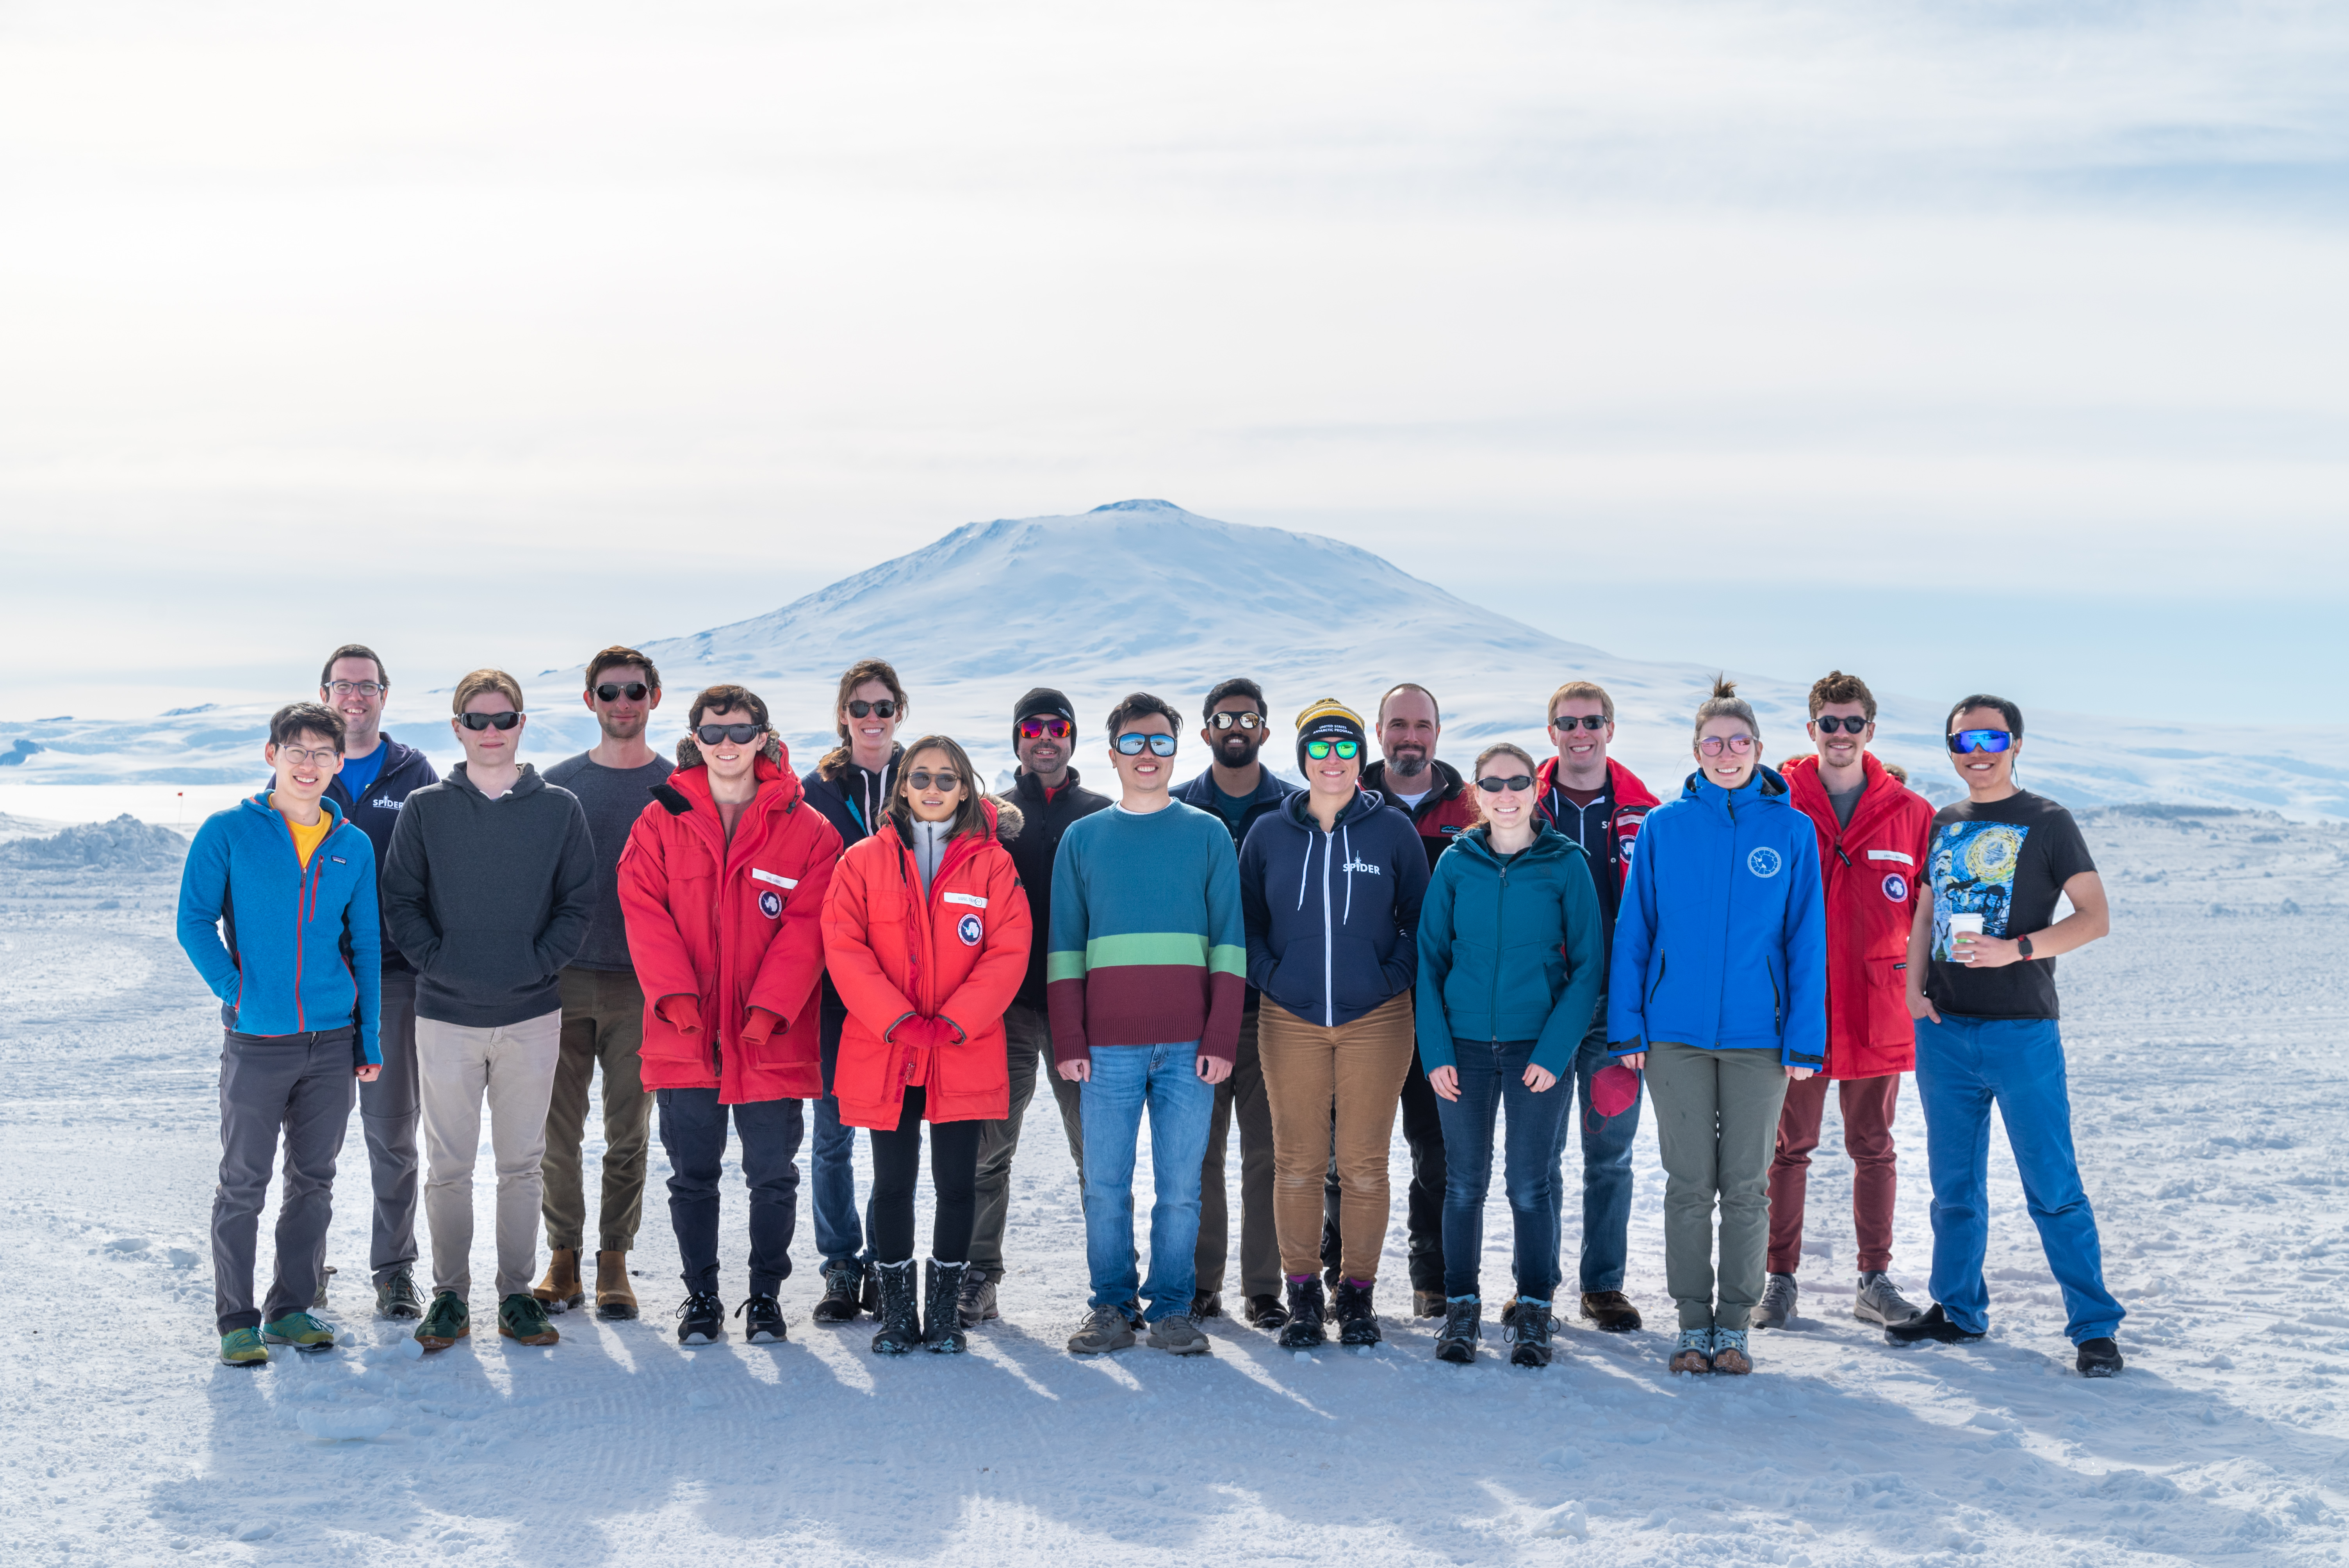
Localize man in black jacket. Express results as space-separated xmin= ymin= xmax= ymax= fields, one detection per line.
xmin=316 ymin=643 xmax=441 ymax=1320
xmin=381 ymin=669 xmax=596 ymax=1353
xmin=963 ymin=686 xmax=1110 ymax=1326
xmin=1171 ymin=676 xmax=1297 ymax=1327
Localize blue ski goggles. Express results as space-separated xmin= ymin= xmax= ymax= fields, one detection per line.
xmin=1946 ymin=729 xmax=2013 ymax=754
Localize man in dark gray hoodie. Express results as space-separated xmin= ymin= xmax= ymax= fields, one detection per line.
xmin=381 ymin=668 xmax=597 ymax=1351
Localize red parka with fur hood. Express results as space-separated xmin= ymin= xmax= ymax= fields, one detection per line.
xmin=820 ymin=797 xmax=1032 ymax=1130
xmin=618 ymin=737 xmax=843 ymax=1105
xmin=1779 ymin=752 xmax=1934 ymax=1079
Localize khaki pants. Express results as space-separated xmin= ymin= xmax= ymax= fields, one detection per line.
xmin=1646 ymin=1040 xmax=1790 ymax=1330
xmin=541 ymin=966 xmax=653 ymax=1253
xmin=1258 ymin=993 xmax=1415 ymax=1281
xmin=417 ymin=1009 xmax=563 ymax=1301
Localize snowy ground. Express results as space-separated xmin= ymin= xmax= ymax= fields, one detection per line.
xmin=4 ymin=804 xmax=2347 ymax=1567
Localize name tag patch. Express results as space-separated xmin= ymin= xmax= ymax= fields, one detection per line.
xmin=1866 ymin=850 xmax=1914 ymax=866
xmin=941 ymin=891 xmax=987 ymax=909
xmin=752 ymin=869 xmax=797 ymax=890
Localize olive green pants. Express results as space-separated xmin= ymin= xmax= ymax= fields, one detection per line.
xmin=1645 ymin=1041 xmax=1790 ymax=1331
xmin=540 ymin=966 xmax=652 ymax=1254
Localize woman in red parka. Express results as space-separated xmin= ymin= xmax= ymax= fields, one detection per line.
xmin=822 ymin=734 xmax=1031 ymax=1355
xmin=618 ymin=684 xmax=841 ymax=1348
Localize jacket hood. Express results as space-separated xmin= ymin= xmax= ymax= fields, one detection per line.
xmin=1679 ymin=763 xmax=1792 ymax=808
xmin=884 ymin=794 xmax=1026 ymax=847
xmin=1362 ymin=755 xmax=1464 ymax=804
xmin=1276 ymin=784 xmax=1391 ymax=833
xmin=1533 ymin=754 xmax=1661 ymax=810
xmin=658 ymin=751 xmax=804 ymax=815
xmin=818 ymin=742 xmax=903 ymax=784
xmin=677 ymin=731 xmax=788 ymax=771
xmin=240 ymin=791 xmax=350 ymax=829
xmin=448 ymin=761 xmax=545 ymax=800
xmin=1779 ymin=751 xmax=1907 ymax=815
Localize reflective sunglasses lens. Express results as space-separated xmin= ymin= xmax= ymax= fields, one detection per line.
xmin=1949 ymin=729 xmax=2012 ymax=754
xmin=1019 ymin=718 xmax=1072 ymax=739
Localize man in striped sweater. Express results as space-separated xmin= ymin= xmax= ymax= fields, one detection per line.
xmin=1050 ymin=692 xmax=1246 ymax=1356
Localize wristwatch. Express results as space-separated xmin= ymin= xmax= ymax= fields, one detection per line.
xmin=2016 ymin=935 xmax=2035 ymax=959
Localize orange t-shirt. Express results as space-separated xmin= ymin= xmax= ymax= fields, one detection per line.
xmin=287 ymin=811 xmax=332 ymax=870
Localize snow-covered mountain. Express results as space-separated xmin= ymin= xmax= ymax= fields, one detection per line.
xmin=11 ymin=499 xmax=2349 ymax=816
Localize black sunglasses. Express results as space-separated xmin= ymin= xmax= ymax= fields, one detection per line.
xmin=847 ymin=699 xmax=898 ymax=719
xmin=696 ymin=723 xmax=763 ymax=744
xmin=1114 ymin=732 xmax=1178 ymax=756
xmin=1208 ymin=712 xmax=1267 ymax=731
xmin=458 ymin=711 xmax=522 ymax=731
xmin=594 ymin=682 xmax=651 ymax=702
xmin=1551 ymin=715 xmax=1608 ymax=731
xmin=906 ymin=769 xmax=962 ymax=791
xmin=1813 ymin=715 xmax=1870 ymax=734
xmin=1476 ymin=774 xmax=1535 ymax=792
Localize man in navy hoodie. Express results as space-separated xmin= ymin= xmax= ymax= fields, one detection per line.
xmin=315 ymin=644 xmax=440 ymax=1320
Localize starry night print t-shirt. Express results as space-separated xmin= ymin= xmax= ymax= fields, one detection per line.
xmin=1923 ymin=790 xmax=2096 ymax=1020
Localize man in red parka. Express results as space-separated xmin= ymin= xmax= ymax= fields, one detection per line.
xmin=1757 ymin=670 xmax=1932 ymax=1331
xmin=618 ymin=684 xmax=842 ymax=1347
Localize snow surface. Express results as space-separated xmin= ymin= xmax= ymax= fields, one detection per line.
xmin=4 ymin=805 xmax=2347 ymax=1566
xmin=7 ymin=501 xmax=2348 ymax=818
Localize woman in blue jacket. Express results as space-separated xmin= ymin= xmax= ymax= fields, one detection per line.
xmin=1415 ymin=742 xmax=1604 ymax=1368
xmin=1609 ymin=677 xmax=1827 ymax=1376
xmin=1239 ymin=698 xmax=1429 ymax=1350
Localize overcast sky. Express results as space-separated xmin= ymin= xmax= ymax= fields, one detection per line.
xmin=4 ymin=0 xmax=2343 ymax=725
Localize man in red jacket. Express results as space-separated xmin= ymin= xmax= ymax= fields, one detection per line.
xmin=1757 ymin=671 xmax=1932 ymax=1330
xmin=618 ymin=685 xmax=842 ymax=1347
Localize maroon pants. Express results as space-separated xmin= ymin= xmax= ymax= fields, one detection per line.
xmin=1766 ymin=1072 xmax=1900 ymax=1275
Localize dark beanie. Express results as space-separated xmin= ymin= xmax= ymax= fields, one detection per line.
xmin=1293 ymin=697 xmax=1367 ymax=773
xmin=1012 ymin=686 xmax=1076 ymax=740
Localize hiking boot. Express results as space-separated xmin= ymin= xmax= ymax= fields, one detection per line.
xmin=1191 ymin=1290 xmax=1223 ymax=1319
xmin=1413 ymin=1289 xmax=1445 ymax=1319
xmin=2076 ymin=1337 xmax=2125 ymax=1378
xmin=533 ymin=1247 xmax=585 ymax=1313
xmin=1435 ymin=1297 xmax=1481 ymax=1364
xmin=261 ymin=1310 xmax=338 ymax=1352
xmin=923 ymin=1261 xmax=969 ymax=1354
xmin=1278 ymin=1278 xmax=1328 ymax=1349
xmin=1886 ymin=1303 xmax=1985 ymax=1346
xmin=1854 ymin=1270 xmax=1921 ymax=1326
xmin=737 ymin=1294 xmax=788 ymax=1344
xmin=1147 ymin=1311 xmax=1211 ymax=1356
xmin=1668 ymin=1327 xmax=1715 ymax=1374
xmin=861 ymin=1268 xmax=881 ymax=1318
xmin=1067 ymin=1303 xmax=1137 ymax=1356
xmin=956 ymin=1270 xmax=998 ymax=1328
xmin=499 ymin=1293 xmax=559 ymax=1346
xmin=870 ymin=1260 xmax=922 ymax=1356
xmin=1581 ymin=1290 xmax=1643 ymax=1332
xmin=1245 ymin=1292 xmax=1289 ymax=1330
xmin=1710 ymin=1327 xmax=1754 ymax=1375
xmin=414 ymin=1290 xmax=469 ymax=1351
xmin=312 ymin=1265 xmax=336 ymax=1308
xmin=1755 ymin=1272 xmax=1798 ymax=1329
xmin=594 ymin=1251 xmax=639 ymax=1321
xmin=812 ymin=1263 xmax=864 ymax=1324
xmin=220 ymin=1326 xmax=268 ymax=1366
xmin=375 ymin=1266 xmax=424 ymax=1320
xmin=1333 ymin=1280 xmax=1381 ymax=1347
xmin=675 ymin=1291 xmax=725 ymax=1345
xmin=1506 ymin=1297 xmax=1556 ymax=1368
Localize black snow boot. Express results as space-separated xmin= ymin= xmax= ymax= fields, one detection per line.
xmin=1435 ymin=1297 xmax=1481 ymax=1364
xmin=869 ymin=1260 xmax=922 ymax=1356
xmin=923 ymin=1261 xmax=970 ymax=1354
xmin=1506 ymin=1297 xmax=1556 ymax=1368
xmin=811 ymin=1263 xmax=864 ymax=1324
xmin=1278 ymin=1277 xmax=1328 ymax=1350
xmin=2076 ymin=1337 xmax=2124 ymax=1378
xmin=1333 ymin=1279 xmax=1381 ymax=1346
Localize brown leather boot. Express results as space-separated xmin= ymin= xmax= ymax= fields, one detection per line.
xmin=595 ymin=1250 xmax=640 ymax=1320
xmin=533 ymin=1247 xmax=585 ymax=1313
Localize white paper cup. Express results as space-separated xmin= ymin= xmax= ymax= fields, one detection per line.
xmin=1948 ymin=913 xmax=1985 ymax=952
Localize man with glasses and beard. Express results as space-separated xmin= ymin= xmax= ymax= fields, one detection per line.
xmin=533 ymin=647 xmax=673 ymax=1323
xmin=1173 ymin=677 xmax=1299 ymax=1327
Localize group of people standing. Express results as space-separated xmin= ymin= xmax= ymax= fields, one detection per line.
xmin=178 ymin=641 xmax=2129 ymax=1381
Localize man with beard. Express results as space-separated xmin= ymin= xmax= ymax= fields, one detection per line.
xmin=536 ymin=647 xmax=673 ymax=1322
xmin=1354 ymin=683 xmax=1478 ymax=1317
xmin=1172 ymin=677 xmax=1299 ymax=1327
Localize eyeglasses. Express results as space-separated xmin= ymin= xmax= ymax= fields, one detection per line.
xmin=697 ymin=723 xmax=763 ymax=744
xmin=1208 ymin=712 xmax=1267 ymax=731
xmin=1550 ymin=714 xmax=1608 ymax=732
xmin=274 ymin=745 xmax=340 ymax=767
xmin=1948 ymin=729 xmax=2013 ymax=754
xmin=1813 ymin=715 xmax=1870 ymax=734
xmin=323 ymin=681 xmax=383 ymax=698
xmin=594 ymin=682 xmax=651 ymax=702
xmin=1304 ymin=739 xmax=1361 ymax=760
xmin=1696 ymin=734 xmax=1757 ymax=757
xmin=458 ymin=711 xmax=522 ymax=731
xmin=1476 ymin=774 xmax=1534 ymax=793
xmin=1018 ymin=717 xmax=1073 ymax=741
xmin=906 ymin=769 xmax=962 ymax=791
xmin=846 ymin=699 xmax=899 ymax=719
xmin=1114 ymin=732 xmax=1179 ymax=756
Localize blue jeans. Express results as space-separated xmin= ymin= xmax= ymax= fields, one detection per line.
xmin=1914 ymin=1014 xmax=2124 ymax=1344
xmin=656 ymin=1089 xmax=803 ymax=1297
xmin=1552 ymin=1013 xmax=1640 ymax=1295
xmin=1435 ymin=1038 xmax=1575 ymax=1301
xmin=813 ymin=993 xmax=870 ymax=1274
xmin=1078 ymin=1043 xmax=1215 ymax=1322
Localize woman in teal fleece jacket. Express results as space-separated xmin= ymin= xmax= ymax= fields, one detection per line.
xmin=1608 ymin=677 xmax=1827 ymax=1377
xmin=1414 ymin=742 xmax=1604 ymax=1368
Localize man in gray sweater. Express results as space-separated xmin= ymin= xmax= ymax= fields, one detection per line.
xmin=381 ymin=668 xmax=597 ymax=1351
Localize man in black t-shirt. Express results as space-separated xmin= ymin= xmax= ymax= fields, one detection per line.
xmin=1888 ymin=695 xmax=2126 ymax=1377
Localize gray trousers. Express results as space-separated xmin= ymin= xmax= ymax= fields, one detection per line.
xmin=1646 ymin=1041 xmax=1790 ymax=1330
xmin=356 ymin=968 xmax=421 ymax=1284
xmin=969 ymin=1000 xmax=1085 ymax=1282
xmin=542 ymin=966 xmax=652 ymax=1253
xmin=1195 ymin=1002 xmax=1279 ymax=1299
xmin=213 ymin=1028 xmax=356 ymax=1334
xmin=417 ymin=1009 xmax=563 ymax=1301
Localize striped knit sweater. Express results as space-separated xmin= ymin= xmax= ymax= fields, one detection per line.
xmin=1046 ymin=800 xmax=1247 ymax=1065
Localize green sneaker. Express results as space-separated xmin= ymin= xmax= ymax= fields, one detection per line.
xmin=499 ymin=1292 xmax=560 ymax=1347
xmin=220 ymin=1327 xmax=269 ymax=1366
xmin=260 ymin=1311 xmax=338 ymax=1352
xmin=415 ymin=1290 xmax=470 ymax=1351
